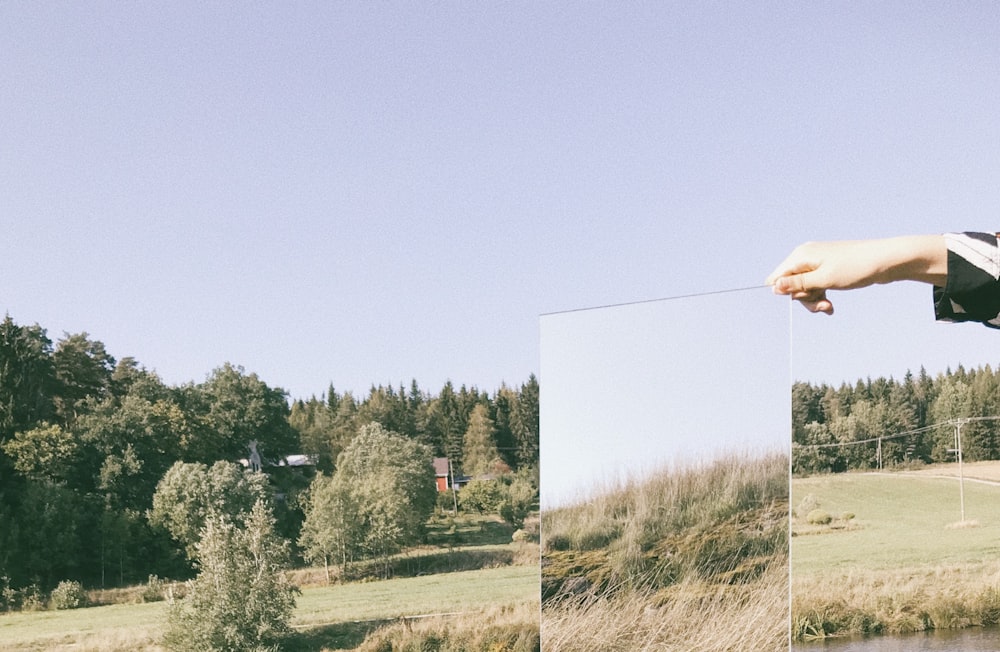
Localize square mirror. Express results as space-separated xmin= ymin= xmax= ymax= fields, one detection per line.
xmin=540 ymin=288 xmax=790 ymax=650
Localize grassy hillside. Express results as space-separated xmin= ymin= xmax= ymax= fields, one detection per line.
xmin=792 ymin=466 xmax=1000 ymax=640
xmin=541 ymin=453 xmax=789 ymax=651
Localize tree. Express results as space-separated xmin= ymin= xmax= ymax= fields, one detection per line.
xmin=164 ymin=500 xmax=297 ymax=652
xmin=289 ymin=396 xmax=336 ymax=473
xmin=51 ymin=332 xmax=115 ymax=424
xmin=0 ymin=315 xmax=55 ymax=443
xmin=512 ymin=375 xmax=539 ymax=469
xmin=183 ymin=363 xmax=297 ymax=463
xmin=2 ymin=422 xmax=78 ymax=483
xmin=149 ymin=461 xmax=270 ymax=560
xmin=9 ymin=480 xmax=87 ymax=587
xmin=300 ymin=422 xmax=435 ymax=579
xmin=930 ymin=378 xmax=973 ymax=462
xmin=498 ymin=472 xmax=537 ymax=529
xmin=462 ymin=404 xmax=503 ymax=477
xmin=491 ymin=385 xmax=519 ymax=470
xmin=298 ymin=473 xmax=361 ymax=582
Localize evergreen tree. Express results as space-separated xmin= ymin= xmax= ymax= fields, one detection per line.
xmin=0 ymin=315 xmax=56 ymax=442
xmin=512 ymin=375 xmax=539 ymax=469
xmin=51 ymin=332 xmax=115 ymax=424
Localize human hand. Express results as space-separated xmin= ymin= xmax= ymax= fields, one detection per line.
xmin=765 ymin=236 xmax=947 ymax=315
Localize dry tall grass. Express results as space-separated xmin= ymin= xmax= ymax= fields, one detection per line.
xmin=792 ymin=561 xmax=1000 ymax=639
xmin=353 ymin=601 xmax=540 ymax=652
xmin=542 ymin=564 xmax=788 ymax=651
xmin=541 ymin=453 xmax=789 ymax=651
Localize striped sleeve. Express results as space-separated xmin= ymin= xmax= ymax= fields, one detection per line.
xmin=933 ymin=232 xmax=1000 ymax=328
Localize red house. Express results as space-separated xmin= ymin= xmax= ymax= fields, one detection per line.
xmin=433 ymin=457 xmax=451 ymax=492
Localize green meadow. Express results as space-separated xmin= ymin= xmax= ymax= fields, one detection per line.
xmin=792 ymin=467 xmax=1000 ymax=640
xmin=0 ymin=565 xmax=540 ymax=652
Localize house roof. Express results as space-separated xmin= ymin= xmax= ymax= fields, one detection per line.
xmin=432 ymin=457 xmax=449 ymax=476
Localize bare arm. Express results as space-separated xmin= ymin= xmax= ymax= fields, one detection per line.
xmin=765 ymin=235 xmax=948 ymax=315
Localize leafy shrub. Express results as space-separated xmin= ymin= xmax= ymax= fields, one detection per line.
xmin=0 ymin=576 xmax=16 ymax=612
xmin=806 ymin=509 xmax=832 ymax=525
xmin=459 ymin=479 xmax=505 ymax=514
xmin=512 ymin=528 xmax=529 ymax=543
xmin=50 ymin=580 xmax=87 ymax=610
xmin=143 ymin=574 xmax=167 ymax=603
xmin=839 ymin=512 xmax=855 ymax=522
xmin=498 ymin=476 xmax=537 ymax=529
xmin=20 ymin=584 xmax=45 ymax=611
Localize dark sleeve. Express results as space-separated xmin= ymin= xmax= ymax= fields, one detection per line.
xmin=933 ymin=232 xmax=1000 ymax=328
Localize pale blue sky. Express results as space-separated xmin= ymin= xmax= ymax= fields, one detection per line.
xmin=541 ymin=290 xmax=790 ymax=506
xmin=3 ymin=3 xmax=999 ymax=407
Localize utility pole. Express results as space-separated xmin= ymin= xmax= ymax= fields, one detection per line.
xmin=449 ymin=457 xmax=458 ymax=514
xmin=947 ymin=418 xmax=967 ymax=522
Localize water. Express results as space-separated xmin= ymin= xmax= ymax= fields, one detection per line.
xmin=793 ymin=627 xmax=1000 ymax=651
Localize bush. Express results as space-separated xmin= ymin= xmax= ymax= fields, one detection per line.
xmin=806 ymin=509 xmax=832 ymax=525
xmin=498 ymin=477 xmax=537 ymax=529
xmin=20 ymin=584 xmax=45 ymax=611
xmin=50 ymin=580 xmax=87 ymax=610
xmin=839 ymin=512 xmax=855 ymax=522
xmin=143 ymin=575 xmax=167 ymax=603
xmin=459 ymin=479 xmax=505 ymax=514
xmin=0 ymin=576 xmax=16 ymax=612
xmin=796 ymin=494 xmax=821 ymax=519
xmin=436 ymin=490 xmax=457 ymax=514
xmin=512 ymin=529 xmax=529 ymax=543
xmin=164 ymin=501 xmax=297 ymax=652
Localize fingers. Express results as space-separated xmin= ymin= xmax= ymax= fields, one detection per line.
xmin=771 ymin=272 xmax=815 ymax=296
xmin=769 ymin=274 xmax=834 ymax=315
xmin=799 ymin=295 xmax=834 ymax=315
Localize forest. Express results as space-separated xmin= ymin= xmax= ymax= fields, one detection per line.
xmin=0 ymin=314 xmax=539 ymax=595
xmin=793 ymin=363 xmax=1000 ymax=475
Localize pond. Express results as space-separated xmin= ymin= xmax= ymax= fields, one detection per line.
xmin=793 ymin=627 xmax=1000 ymax=651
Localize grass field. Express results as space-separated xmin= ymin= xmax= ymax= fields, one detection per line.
xmin=793 ymin=471 xmax=1000 ymax=573
xmin=792 ymin=465 xmax=1000 ymax=640
xmin=0 ymin=562 xmax=540 ymax=651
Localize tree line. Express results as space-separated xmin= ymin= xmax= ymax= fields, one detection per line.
xmin=793 ymin=363 xmax=1000 ymax=475
xmin=0 ymin=314 xmax=539 ymax=594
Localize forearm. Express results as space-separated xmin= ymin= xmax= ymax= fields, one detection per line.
xmin=868 ymin=235 xmax=947 ymax=287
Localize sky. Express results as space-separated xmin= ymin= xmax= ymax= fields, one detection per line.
xmin=541 ymin=289 xmax=790 ymax=506
xmin=2 ymin=4 xmax=1000 ymax=412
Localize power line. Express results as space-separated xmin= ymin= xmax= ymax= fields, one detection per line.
xmin=794 ymin=416 xmax=1000 ymax=450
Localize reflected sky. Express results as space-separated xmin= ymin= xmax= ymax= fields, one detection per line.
xmin=540 ymin=288 xmax=790 ymax=508
xmin=790 ymin=282 xmax=1000 ymax=386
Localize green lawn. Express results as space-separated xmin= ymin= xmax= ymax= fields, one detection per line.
xmin=0 ymin=564 xmax=539 ymax=652
xmin=792 ymin=471 xmax=1000 ymax=575
xmin=293 ymin=565 xmax=539 ymax=627
xmin=0 ymin=600 xmax=166 ymax=651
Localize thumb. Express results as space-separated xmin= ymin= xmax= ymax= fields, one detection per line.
xmin=774 ymin=271 xmax=819 ymax=295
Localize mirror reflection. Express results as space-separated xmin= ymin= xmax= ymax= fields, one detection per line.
xmin=790 ymin=294 xmax=1000 ymax=650
xmin=540 ymin=289 xmax=790 ymax=650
